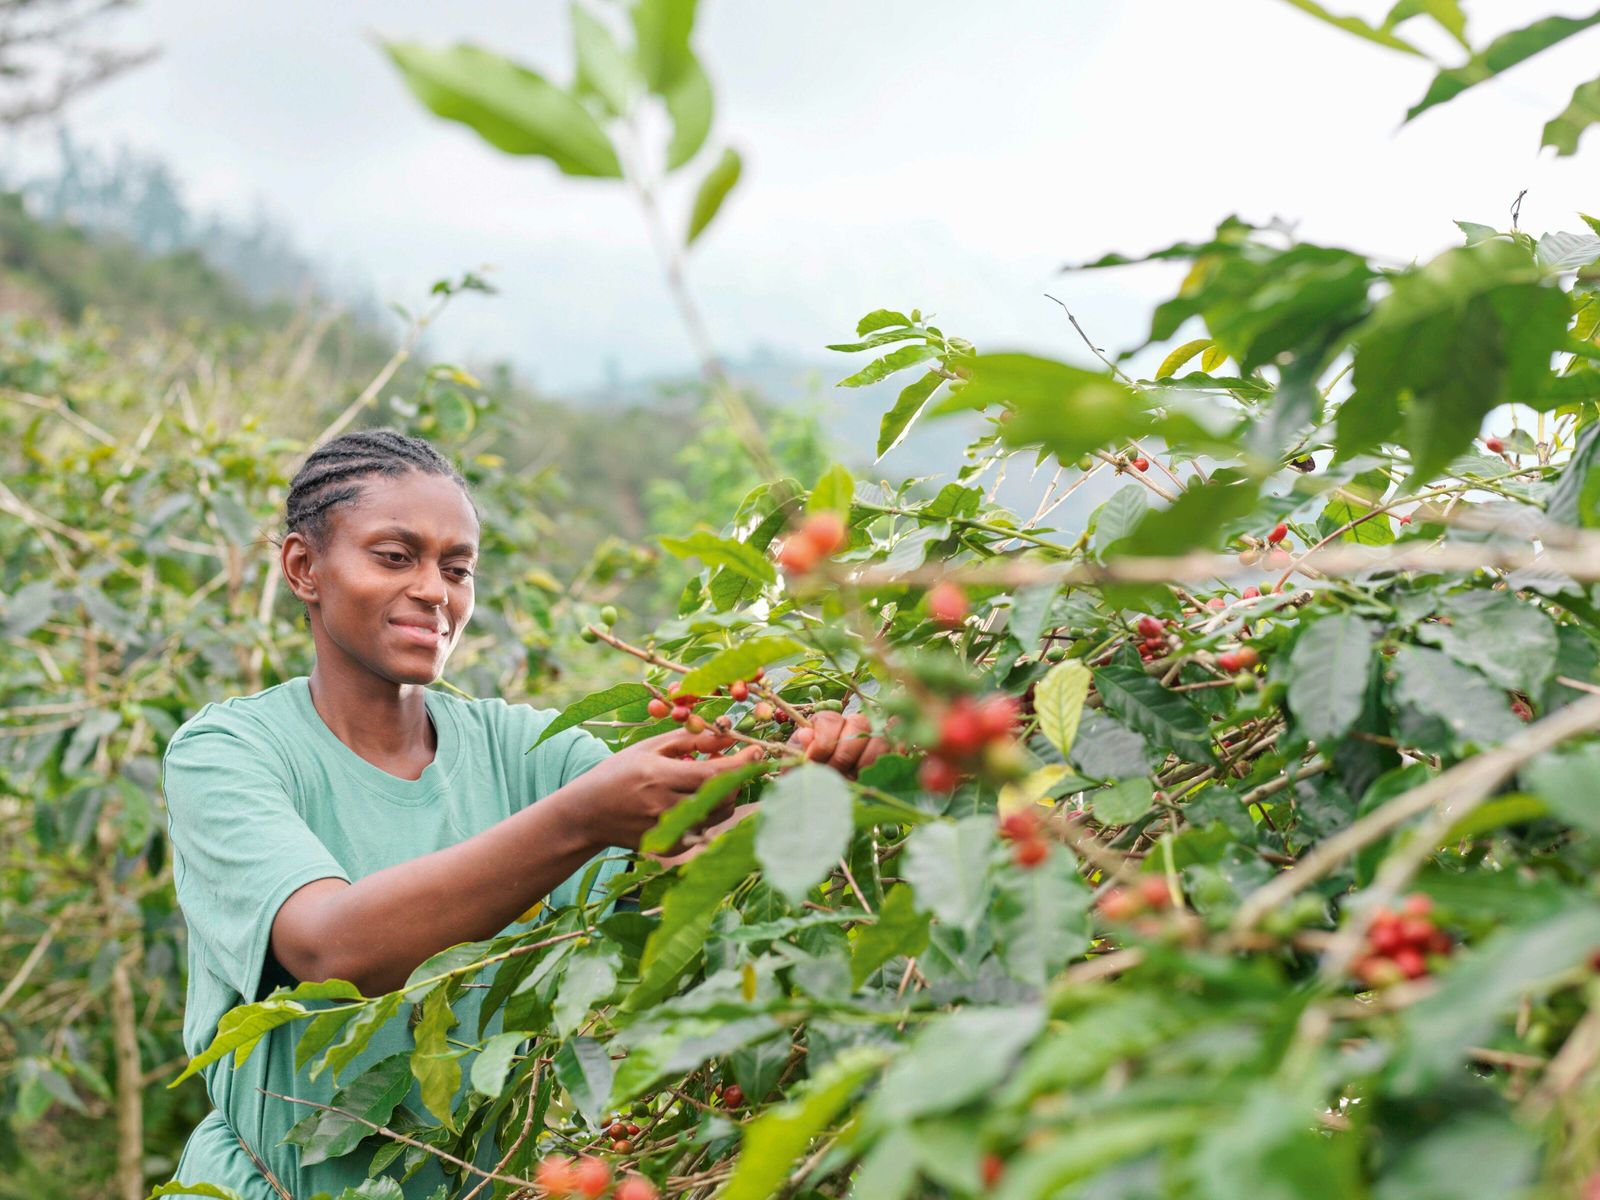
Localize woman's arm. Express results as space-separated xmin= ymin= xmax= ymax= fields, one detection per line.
xmin=270 ymin=726 xmax=762 ymax=995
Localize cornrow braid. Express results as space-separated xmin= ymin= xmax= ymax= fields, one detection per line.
xmin=284 ymin=428 xmax=473 ymax=552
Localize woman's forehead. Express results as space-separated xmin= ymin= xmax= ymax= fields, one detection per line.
xmin=343 ymin=472 xmax=479 ymax=546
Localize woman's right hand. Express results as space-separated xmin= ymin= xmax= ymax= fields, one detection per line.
xmin=567 ymin=726 xmax=768 ymax=852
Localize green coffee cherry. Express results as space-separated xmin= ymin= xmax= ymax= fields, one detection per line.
xmin=579 ymin=625 xmax=599 ymax=643
xmin=814 ymin=698 xmax=843 ymax=713
xmin=600 ymin=604 xmax=619 ymax=627
xmin=1044 ymin=645 xmax=1069 ymax=663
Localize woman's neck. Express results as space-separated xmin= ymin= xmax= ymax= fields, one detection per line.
xmin=305 ymin=666 xmax=437 ymax=771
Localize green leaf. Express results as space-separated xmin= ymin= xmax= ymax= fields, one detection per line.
xmin=1347 ymin=241 xmax=1569 ymax=485
xmin=533 ymin=683 xmax=652 ymax=747
xmin=330 ymin=1183 xmax=405 ymax=1200
xmin=1188 ymin=1080 xmax=1361 ymax=1200
xmin=553 ymin=947 xmax=620 ymax=1037
xmin=871 ymin=1006 xmax=1043 ymax=1122
xmin=837 ymin=343 xmax=939 ymax=388
xmin=755 ymin=764 xmax=854 ymax=904
xmin=1094 ymin=664 xmax=1215 ymax=764
xmin=1287 ymin=614 xmax=1374 ymax=742
xmin=1521 ymin=745 xmax=1600 ymax=835
xmin=1535 ymin=229 xmax=1600 ymax=271
xmin=1417 ymin=590 xmax=1557 ymax=694
xmin=294 ymin=1006 xmax=360 ymax=1072
xmin=631 ymin=0 xmax=697 ymax=91
xmin=940 ymin=354 xmax=1146 ymax=464
xmin=571 ymin=6 xmax=637 ymax=117
xmin=207 ymin=488 xmax=257 ymax=547
xmin=849 ymin=884 xmax=930 ymax=987
xmin=285 ymin=1053 xmax=412 ymax=1166
xmin=641 ymin=761 xmax=768 ymax=854
xmin=686 ymin=147 xmax=741 ymax=246
xmin=1544 ymin=422 xmax=1600 ymax=527
xmin=902 ymin=816 xmax=994 ymax=931
xmin=554 ymin=1036 xmax=613 ymax=1126
xmin=1406 ymin=11 xmax=1600 ymax=122
xmin=313 ymin=993 xmax=402 ymax=1084
xmin=168 ymin=998 xmax=311 ymax=1087
xmin=625 ymin=821 xmax=757 ymax=1010
xmin=1392 ymin=903 xmax=1600 ymax=1090
xmin=1091 ymin=777 xmax=1155 ymax=825
xmin=469 ymin=1031 xmax=527 ymax=1099
xmin=1122 ymin=478 xmax=1263 ymax=557
xmin=659 ymin=529 xmax=776 ymax=583
xmin=857 ymin=309 xmax=911 ymax=336
xmin=383 ymin=42 xmax=621 ymax=177
xmin=1155 ymin=338 xmax=1213 ymax=379
xmin=411 ymin=989 xmax=461 ymax=1130
xmin=1034 ymin=661 xmax=1091 ymax=758
xmin=1392 ymin=646 xmax=1523 ymax=752
xmin=877 ymin=370 xmax=943 ymax=459
xmin=1090 ymin=485 xmax=1150 ymax=557
xmin=663 ymin=57 xmax=713 ymax=169
xmin=677 ymin=636 xmax=802 ymax=694
xmin=807 ymin=463 xmax=854 ymax=516
xmin=721 ymin=1047 xmax=888 ymax=1200
xmin=1384 ymin=0 xmax=1468 ymax=46
xmin=1373 ymin=1112 xmax=1538 ymax=1200
xmin=993 ymin=855 xmax=1092 ymax=986
xmin=146 ymin=1185 xmax=247 ymax=1200
xmin=1277 ymin=0 xmax=1424 ymax=55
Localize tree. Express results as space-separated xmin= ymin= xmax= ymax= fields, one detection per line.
xmin=0 ymin=1 xmax=154 ymax=127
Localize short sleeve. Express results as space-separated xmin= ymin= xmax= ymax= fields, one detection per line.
xmin=163 ymin=719 xmax=349 ymax=1003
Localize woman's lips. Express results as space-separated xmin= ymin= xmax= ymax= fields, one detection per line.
xmin=391 ymin=622 xmax=445 ymax=649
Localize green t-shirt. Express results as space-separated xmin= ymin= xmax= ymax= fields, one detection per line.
xmin=161 ymin=675 xmax=624 ymax=1199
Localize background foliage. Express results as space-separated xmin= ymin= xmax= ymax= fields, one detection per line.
xmin=10 ymin=2 xmax=1600 ymax=1198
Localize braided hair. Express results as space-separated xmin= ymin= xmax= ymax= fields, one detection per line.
xmin=283 ymin=428 xmax=475 ymax=552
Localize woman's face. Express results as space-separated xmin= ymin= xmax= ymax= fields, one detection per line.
xmin=286 ymin=470 xmax=479 ymax=688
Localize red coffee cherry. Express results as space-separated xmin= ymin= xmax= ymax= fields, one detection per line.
xmin=928 ymin=581 xmax=969 ymax=628
xmin=938 ymin=700 xmax=986 ymax=757
xmin=777 ymin=536 xmax=821 ymax=574
xmin=998 ymin=809 xmax=1042 ymax=841
xmin=670 ymin=705 xmax=691 ymax=723
xmin=1484 ymin=436 xmax=1505 ymax=453
xmin=729 ymin=679 xmax=749 ymax=702
xmin=1267 ymin=522 xmax=1288 ymax=545
xmin=799 ymin=512 xmax=848 ymax=557
xmin=722 ymin=1084 xmax=745 ymax=1108
xmin=981 ymin=1152 xmax=1005 ymax=1187
xmin=615 ymin=1177 xmax=660 ymax=1200
xmin=1137 ymin=876 xmax=1173 ymax=909
xmin=1137 ymin=615 xmax=1165 ymax=639
xmin=535 ymin=1155 xmax=577 ymax=1197
xmin=574 ymin=1156 xmax=611 ymax=1197
xmin=919 ymin=755 xmax=962 ymax=793
xmin=1132 ymin=455 xmax=1149 ymax=471
xmin=647 ymin=698 xmax=670 ymax=720
xmin=1012 ymin=837 xmax=1049 ymax=869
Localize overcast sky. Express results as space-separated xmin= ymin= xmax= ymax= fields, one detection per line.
xmin=13 ymin=0 xmax=1600 ymax=391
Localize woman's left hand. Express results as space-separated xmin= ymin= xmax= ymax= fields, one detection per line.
xmin=786 ymin=710 xmax=888 ymax=779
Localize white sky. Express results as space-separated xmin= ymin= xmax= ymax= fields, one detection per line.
xmin=13 ymin=0 xmax=1600 ymax=390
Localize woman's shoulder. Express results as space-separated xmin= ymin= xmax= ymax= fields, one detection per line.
xmin=430 ymin=688 xmax=587 ymax=756
xmin=166 ymin=677 xmax=306 ymax=755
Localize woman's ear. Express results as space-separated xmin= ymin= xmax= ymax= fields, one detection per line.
xmin=281 ymin=532 xmax=318 ymax=603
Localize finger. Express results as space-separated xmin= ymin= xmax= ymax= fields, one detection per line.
xmin=701 ymin=742 xmax=768 ymax=775
xmin=804 ymin=712 xmax=843 ymax=763
xmin=855 ymin=735 xmax=890 ymax=773
xmin=832 ymin=720 xmax=873 ymax=776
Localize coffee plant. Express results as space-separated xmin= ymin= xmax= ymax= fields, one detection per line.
xmin=12 ymin=2 xmax=1600 ymax=1198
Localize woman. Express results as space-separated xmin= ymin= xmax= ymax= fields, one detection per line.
xmin=163 ymin=429 xmax=884 ymax=1198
